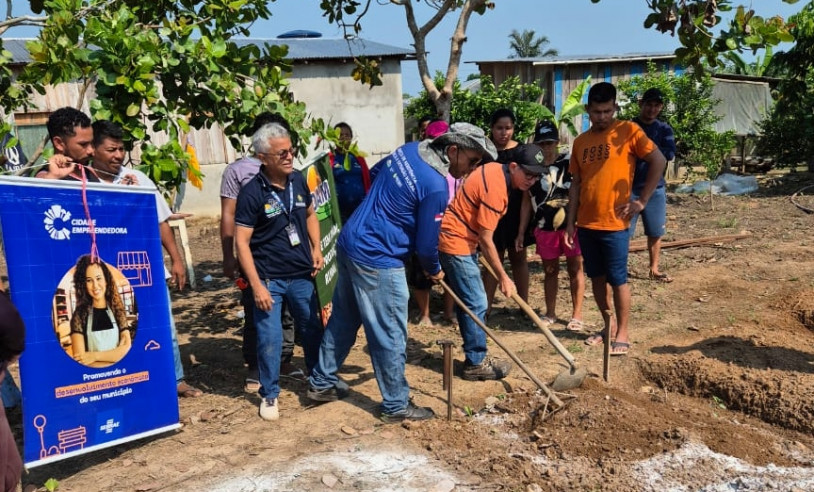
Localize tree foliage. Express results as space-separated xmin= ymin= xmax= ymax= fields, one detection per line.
xmin=616 ymin=61 xmax=736 ymax=179
xmin=757 ymin=1 xmax=814 ymax=168
xmin=508 ymin=29 xmax=558 ymax=59
xmin=404 ymin=73 xmax=547 ymax=142
xmin=1 ymin=0 xmax=325 ymax=197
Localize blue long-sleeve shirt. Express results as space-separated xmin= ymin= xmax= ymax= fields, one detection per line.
xmin=632 ymin=117 xmax=676 ymax=194
xmin=338 ymin=142 xmax=448 ymax=275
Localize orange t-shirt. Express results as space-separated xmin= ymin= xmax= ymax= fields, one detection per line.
xmin=439 ymin=163 xmax=509 ymax=255
xmin=569 ymin=120 xmax=656 ymax=231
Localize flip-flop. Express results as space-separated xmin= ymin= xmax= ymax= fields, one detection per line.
xmin=244 ymin=378 xmax=261 ymax=393
xmin=566 ymin=318 xmax=584 ymax=332
xmin=649 ymin=271 xmax=674 ymax=283
xmin=540 ymin=315 xmax=557 ymax=326
xmin=610 ymin=341 xmax=630 ymax=356
xmin=177 ymin=381 xmax=203 ymax=398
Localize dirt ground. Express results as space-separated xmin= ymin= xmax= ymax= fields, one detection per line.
xmin=11 ymin=169 xmax=814 ymax=491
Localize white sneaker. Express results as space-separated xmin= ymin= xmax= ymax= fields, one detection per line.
xmin=259 ymin=397 xmax=279 ymax=421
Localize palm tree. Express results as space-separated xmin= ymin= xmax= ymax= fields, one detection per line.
xmin=508 ymin=29 xmax=559 ymax=59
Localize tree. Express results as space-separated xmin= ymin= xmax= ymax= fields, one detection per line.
xmin=508 ymin=29 xmax=558 ymax=59
xmin=321 ymin=0 xmax=797 ymax=120
xmin=1 ymin=0 xmax=324 ymax=197
xmin=404 ymin=73 xmax=547 ymax=142
xmin=757 ymin=2 xmax=814 ymax=169
xmin=616 ymin=61 xmax=736 ymax=188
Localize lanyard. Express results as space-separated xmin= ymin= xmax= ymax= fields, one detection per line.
xmin=269 ymin=183 xmax=294 ymax=219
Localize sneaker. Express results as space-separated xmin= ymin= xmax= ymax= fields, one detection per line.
xmin=462 ymin=357 xmax=512 ymax=381
xmin=259 ymin=397 xmax=279 ymax=421
xmin=380 ymin=402 xmax=435 ymax=423
xmin=307 ymin=385 xmax=342 ymax=403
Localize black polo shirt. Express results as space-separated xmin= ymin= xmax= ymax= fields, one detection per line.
xmin=235 ymin=167 xmax=313 ymax=279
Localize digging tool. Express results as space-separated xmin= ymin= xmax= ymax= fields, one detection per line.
xmin=437 ymin=278 xmax=564 ymax=409
xmin=436 ymin=339 xmax=454 ymax=421
xmin=478 ymin=257 xmax=587 ymax=391
xmin=603 ymin=310 xmax=613 ymax=382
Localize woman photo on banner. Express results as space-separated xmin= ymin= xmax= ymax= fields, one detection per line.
xmin=69 ymin=255 xmax=133 ymax=368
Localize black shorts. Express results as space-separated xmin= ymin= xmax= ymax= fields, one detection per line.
xmin=492 ymin=189 xmax=534 ymax=252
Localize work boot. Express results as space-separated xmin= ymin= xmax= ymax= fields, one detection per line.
xmin=380 ymin=402 xmax=435 ymax=424
xmin=462 ymin=356 xmax=512 ymax=381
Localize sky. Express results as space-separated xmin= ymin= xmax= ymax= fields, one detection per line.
xmin=252 ymin=0 xmax=804 ymax=96
xmin=4 ymin=0 xmax=804 ymax=96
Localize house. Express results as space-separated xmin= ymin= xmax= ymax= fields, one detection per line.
xmin=2 ymin=35 xmax=415 ymax=215
xmin=470 ymin=52 xmax=683 ymax=142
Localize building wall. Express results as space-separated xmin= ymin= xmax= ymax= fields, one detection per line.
xmin=10 ymin=58 xmax=407 ymax=217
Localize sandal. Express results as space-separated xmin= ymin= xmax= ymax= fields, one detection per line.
xmin=177 ymin=381 xmax=203 ymax=398
xmin=649 ymin=271 xmax=673 ymax=283
xmin=566 ymin=318 xmax=584 ymax=332
xmin=610 ymin=341 xmax=630 ymax=356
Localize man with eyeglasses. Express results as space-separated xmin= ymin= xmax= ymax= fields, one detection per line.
xmin=307 ymin=123 xmax=496 ymax=422
xmin=439 ymin=144 xmax=545 ymax=381
xmin=234 ymin=122 xmax=324 ymax=421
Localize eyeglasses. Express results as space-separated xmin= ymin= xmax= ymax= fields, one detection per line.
xmin=521 ymin=169 xmax=541 ymax=181
xmin=263 ymin=148 xmax=296 ymax=160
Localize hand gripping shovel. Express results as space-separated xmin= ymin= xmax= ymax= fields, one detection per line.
xmin=438 ymin=278 xmax=564 ymax=410
xmin=479 ymin=257 xmax=587 ymax=391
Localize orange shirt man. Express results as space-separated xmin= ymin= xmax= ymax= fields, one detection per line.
xmin=565 ymin=82 xmax=666 ymax=356
xmin=439 ymin=144 xmax=545 ymax=381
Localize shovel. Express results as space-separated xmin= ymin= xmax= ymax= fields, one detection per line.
xmin=438 ymin=278 xmax=564 ymax=409
xmin=479 ymin=257 xmax=587 ymax=391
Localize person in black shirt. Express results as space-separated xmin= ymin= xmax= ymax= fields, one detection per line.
xmin=518 ymin=120 xmax=585 ymax=332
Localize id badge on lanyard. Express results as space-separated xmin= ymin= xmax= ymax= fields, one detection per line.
xmin=271 ymin=185 xmax=300 ymax=248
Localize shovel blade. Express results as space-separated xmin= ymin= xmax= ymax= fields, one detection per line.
xmin=551 ymin=367 xmax=588 ymax=391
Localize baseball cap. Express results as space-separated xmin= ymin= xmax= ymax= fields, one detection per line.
xmin=512 ymin=144 xmax=546 ymax=175
xmin=641 ymin=88 xmax=664 ymax=103
xmin=533 ymin=120 xmax=559 ymax=143
xmin=432 ymin=122 xmax=498 ymax=161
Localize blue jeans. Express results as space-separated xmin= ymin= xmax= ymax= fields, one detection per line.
xmin=629 ymin=187 xmax=667 ymax=239
xmin=1 ymin=368 xmax=20 ymax=408
xmin=169 ymin=313 xmax=184 ymax=383
xmin=254 ymin=277 xmax=322 ymax=400
xmin=309 ymin=250 xmax=410 ymax=415
xmin=439 ymin=252 xmax=487 ymax=366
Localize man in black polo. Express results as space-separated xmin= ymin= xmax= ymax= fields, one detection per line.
xmin=234 ymin=122 xmax=324 ymax=421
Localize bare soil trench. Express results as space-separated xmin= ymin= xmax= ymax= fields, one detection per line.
xmin=9 ymin=170 xmax=814 ymax=491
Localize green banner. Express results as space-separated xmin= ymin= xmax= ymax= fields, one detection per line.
xmin=301 ymin=152 xmax=341 ymax=326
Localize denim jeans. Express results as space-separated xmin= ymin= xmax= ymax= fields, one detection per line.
xmin=439 ymin=252 xmax=487 ymax=366
xmin=254 ymin=277 xmax=323 ymax=400
xmin=165 ymin=286 xmax=184 ymax=384
xmin=309 ymin=250 xmax=410 ymax=415
xmin=0 ymin=368 xmax=20 ymax=408
xmin=241 ymin=286 xmax=296 ymax=369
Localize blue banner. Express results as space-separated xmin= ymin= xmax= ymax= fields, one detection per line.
xmin=0 ymin=177 xmax=179 ymax=468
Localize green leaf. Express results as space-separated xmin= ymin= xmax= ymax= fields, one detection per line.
xmin=126 ymin=103 xmax=140 ymax=117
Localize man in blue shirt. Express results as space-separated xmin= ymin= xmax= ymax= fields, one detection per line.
xmin=630 ymin=88 xmax=677 ymax=283
xmin=235 ymin=122 xmax=324 ymax=421
xmin=307 ymin=123 xmax=497 ymax=422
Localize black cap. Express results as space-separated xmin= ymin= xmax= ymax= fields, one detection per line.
xmin=513 ymin=144 xmax=546 ymax=175
xmin=533 ymin=120 xmax=559 ymax=143
xmin=641 ymin=88 xmax=664 ymax=103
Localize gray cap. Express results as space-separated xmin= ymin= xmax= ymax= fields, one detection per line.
xmin=432 ymin=122 xmax=498 ymax=161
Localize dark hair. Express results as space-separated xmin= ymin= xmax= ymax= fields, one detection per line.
xmin=47 ymin=107 xmax=92 ymax=143
xmin=91 ymin=120 xmax=124 ymax=147
xmin=418 ymin=116 xmax=433 ymax=126
xmin=251 ymin=112 xmax=290 ymax=136
xmin=489 ymin=108 xmax=516 ymax=128
xmin=587 ymin=82 xmax=617 ymax=105
xmin=334 ymin=122 xmax=352 ymax=138
xmin=70 ymin=256 xmax=128 ymax=335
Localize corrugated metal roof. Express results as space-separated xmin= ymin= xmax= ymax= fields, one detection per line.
xmin=2 ymin=39 xmax=33 ymax=64
xmin=468 ymin=52 xmax=676 ymax=66
xmin=1 ymin=37 xmax=414 ymax=65
xmin=234 ymin=37 xmax=414 ymax=60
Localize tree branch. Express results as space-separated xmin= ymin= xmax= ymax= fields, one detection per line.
xmin=443 ymin=0 xmax=484 ymax=99
xmin=0 ymin=15 xmax=46 ymax=36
